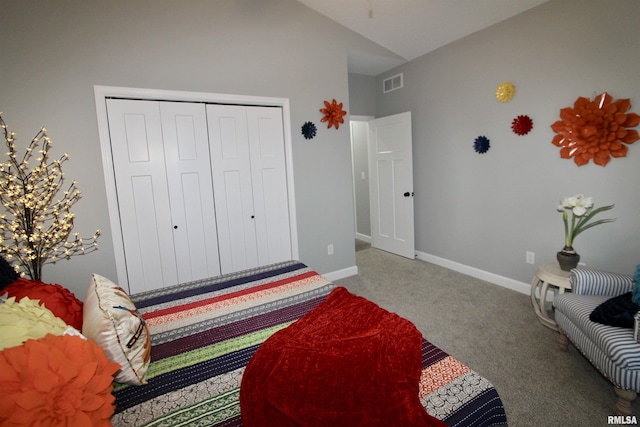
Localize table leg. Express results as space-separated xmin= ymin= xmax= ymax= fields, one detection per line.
xmin=530 ymin=277 xmax=559 ymax=330
xmin=539 ymin=281 xmax=551 ymax=319
xmin=530 ymin=278 xmax=543 ymax=317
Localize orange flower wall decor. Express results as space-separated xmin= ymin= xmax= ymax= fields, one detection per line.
xmin=320 ymin=99 xmax=347 ymax=129
xmin=550 ymin=92 xmax=640 ymax=166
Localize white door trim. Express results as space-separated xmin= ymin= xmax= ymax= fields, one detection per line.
xmin=94 ymin=85 xmax=299 ymax=287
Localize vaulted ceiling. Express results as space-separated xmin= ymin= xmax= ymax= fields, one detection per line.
xmin=296 ymin=0 xmax=550 ymax=75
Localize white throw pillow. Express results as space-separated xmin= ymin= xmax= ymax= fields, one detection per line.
xmin=83 ymin=274 xmax=150 ymax=385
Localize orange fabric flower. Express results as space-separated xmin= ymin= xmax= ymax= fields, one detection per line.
xmin=4 ymin=278 xmax=84 ymax=330
xmin=320 ymin=99 xmax=347 ymax=129
xmin=0 ymin=334 xmax=120 ymax=426
xmin=551 ymin=92 xmax=640 ymax=166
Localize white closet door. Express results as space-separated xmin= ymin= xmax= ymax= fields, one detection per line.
xmin=207 ymin=104 xmax=259 ymax=273
xmin=106 ymin=99 xmax=178 ymax=291
xmin=160 ymin=102 xmax=221 ymax=282
xmin=246 ymin=106 xmax=292 ymax=265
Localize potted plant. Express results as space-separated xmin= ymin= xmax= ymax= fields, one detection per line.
xmin=556 ymin=194 xmax=614 ymax=271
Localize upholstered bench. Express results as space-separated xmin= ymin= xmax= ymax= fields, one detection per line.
xmin=553 ymin=268 xmax=640 ymax=415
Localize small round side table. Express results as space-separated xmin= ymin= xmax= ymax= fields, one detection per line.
xmin=530 ymin=262 xmax=571 ymax=330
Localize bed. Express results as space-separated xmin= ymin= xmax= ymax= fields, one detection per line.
xmin=111 ymin=260 xmax=507 ymax=426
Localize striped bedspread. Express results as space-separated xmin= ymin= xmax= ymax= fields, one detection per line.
xmin=111 ymin=261 xmax=507 ymax=426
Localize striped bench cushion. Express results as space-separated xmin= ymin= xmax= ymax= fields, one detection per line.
xmin=553 ymin=293 xmax=640 ymax=373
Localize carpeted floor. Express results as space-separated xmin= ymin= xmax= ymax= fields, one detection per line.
xmin=335 ymin=247 xmax=638 ymax=427
xmin=355 ymin=239 xmax=371 ymax=252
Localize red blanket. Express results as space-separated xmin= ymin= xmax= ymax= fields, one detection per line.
xmin=240 ymin=287 xmax=447 ymax=427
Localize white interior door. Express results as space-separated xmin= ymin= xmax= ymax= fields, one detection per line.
xmin=207 ymin=104 xmax=259 ymax=273
xmin=160 ymin=102 xmax=221 ymax=282
xmin=106 ymin=99 xmax=179 ymax=291
xmin=107 ymin=99 xmax=222 ymax=293
xmin=246 ymin=106 xmax=292 ymax=266
xmin=368 ymin=112 xmax=415 ymax=259
xmin=207 ymin=104 xmax=291 ymax=274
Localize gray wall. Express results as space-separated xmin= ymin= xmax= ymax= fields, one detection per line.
xmin=348 ymin=73 xmax=377 ymax=117
xmin=374 ymin=0 xmax=640 ymax=282
xmin=0 ymin=0 xmax=397 ymax=298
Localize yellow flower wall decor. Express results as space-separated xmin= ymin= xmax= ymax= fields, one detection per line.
xmin=320 ymin=99 xmax=347 ymax=129
xmin=550 ymin=92 xmax=640 ymax=166
xmin=496 ymin=82 xmax=515 ymax=102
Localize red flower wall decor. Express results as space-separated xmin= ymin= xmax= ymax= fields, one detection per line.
xmin=550 ymin=92 xmax=640 ymax=166
xmin=511 ymin=115 xmax=533 ymax=136
xmin=320 ymin=99 xmax=347 ymax=129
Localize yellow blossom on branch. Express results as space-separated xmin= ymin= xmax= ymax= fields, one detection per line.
xmin=0 ymin=112 xmax=101 ymax=280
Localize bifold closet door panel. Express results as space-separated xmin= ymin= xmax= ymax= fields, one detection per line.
xmin=246 ymin=106 xmax=292 ymax=266
xmin=159 ymin=102 xmax=221 ymax=282
xmin=207 ymin=104 xmax=259 ymax=274
xmin=106 ymin=100 xmax=221 ymax=293
xmin=106 ymin=99 xmax=178 ymax=292
xmin=207 ymin=104 xmax=292 ymax=274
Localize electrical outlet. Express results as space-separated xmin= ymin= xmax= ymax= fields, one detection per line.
xmin=328 ymin=244 xmax=334 ymax=255
xmin=526 ymin=251 xmax=535 ymax=264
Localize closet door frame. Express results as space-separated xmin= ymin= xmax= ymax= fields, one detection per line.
xmin=94 ymin=85 xmax=298 ymax=289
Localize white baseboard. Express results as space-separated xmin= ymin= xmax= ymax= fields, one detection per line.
xmin=324 ymin=265 xmax=358 ymax=282
xmin=355 ymin=233 xmax=371 ymax=242
xmin=324 ymin=251 xmax=531 ymax=295
xmin=415 ymin=250 xmax=531 ymax=295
